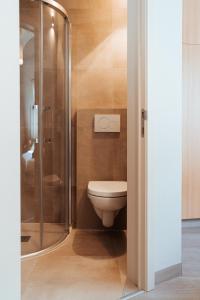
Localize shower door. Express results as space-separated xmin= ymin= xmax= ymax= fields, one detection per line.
xmin=20 ymin=0 xmax=70 ymax=256
xmin=42 ymin=3 xmax=69 ymax=249
xmin=20 ymin=0 xmax=42 ymax=255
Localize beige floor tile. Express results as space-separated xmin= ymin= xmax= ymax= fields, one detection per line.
xmin=50 ymin=230 xmax=124 ymax=257
xmin=21 ymin=223 xmax=66 ymax=256
xmin=21 ymin=229 xmax=138 ymax=300
xmin=114 ymin=253 xmax=137 ymax=297
xmin=23 ymin=282 xmax=119 ymax=300
xmin=21 ymin=259 xmax=37 ymax=295
xmin=22 ymin=221 xmax=200 ymax=300
xmin=22 ymin=255 xmax=122 ymax=300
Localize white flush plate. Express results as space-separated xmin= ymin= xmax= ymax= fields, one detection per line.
xmin=94 ymin=114 xmax=120 ymax=133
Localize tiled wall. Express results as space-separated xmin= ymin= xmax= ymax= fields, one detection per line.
xmin=58 ymin=0 xmax=127 ymax=228
xmin=76 ymin=109 xmax=127 ymax=229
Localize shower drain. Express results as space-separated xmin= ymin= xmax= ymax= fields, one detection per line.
xmin=21 ymin=236 xmax=31 ymax=242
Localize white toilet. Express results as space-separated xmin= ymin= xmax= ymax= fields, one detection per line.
xmin=88 ymin=181 xmax=127 ymax=228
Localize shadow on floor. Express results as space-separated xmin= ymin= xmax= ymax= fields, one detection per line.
xmin=72 ymin=229 xmax=126 ymax=258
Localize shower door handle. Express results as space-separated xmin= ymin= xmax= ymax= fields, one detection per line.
xmin=31 ymin=104 xmax=39 ymax=143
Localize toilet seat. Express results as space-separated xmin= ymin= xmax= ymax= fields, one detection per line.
xmin=88 ymin=181 xmax=127 ymax=198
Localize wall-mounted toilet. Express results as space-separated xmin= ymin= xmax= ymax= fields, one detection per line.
xmin=88 ymin=181 xmax=127 ymax=228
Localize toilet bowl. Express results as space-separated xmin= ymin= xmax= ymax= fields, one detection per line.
xmin=88 ymin=181 xmax=127 ymax=228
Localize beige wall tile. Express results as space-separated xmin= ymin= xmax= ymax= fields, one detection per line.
xmin=72 ymin=28 xmax=113 ymax=70
xmin=71 ymin=70 xmax=78 ymax=120
xmin=113 ymin=68 xmax=128 ymax=108
xmin=111 ymin=24 xmax=127 ymax=68
xmin=112 ymin=9 xmax=127 ymax=30
xmin=76 ymin=69 xmax=114 ymax=109
xmin=112 ymin=0 xmax=127 ymax=9
xmin=56 ymin=0 xmax=127 ymax=229
xmin=59 ymin=0 xmax=113 ymax=10
xmin=68 ymin=9 xmax=112 ymax=27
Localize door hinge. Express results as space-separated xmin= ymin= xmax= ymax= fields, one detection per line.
xmin=141 ymin=109 xmax=147 ymax=138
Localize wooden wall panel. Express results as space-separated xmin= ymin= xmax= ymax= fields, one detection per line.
xmin=182 ymin=45 xmax=200 ymax=219
xmin=183 ymin=0 xmax=200 ymax=44
xmin=182 ymin=0 xmax=200 ymax=219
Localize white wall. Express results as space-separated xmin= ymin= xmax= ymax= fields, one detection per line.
xmin=147 ymin=0 xmax=182 ymax=272
xmin=0 ymin=1 xmax=20 ymax=299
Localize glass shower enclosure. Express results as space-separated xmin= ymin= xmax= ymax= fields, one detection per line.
xmin=20 ymin=0 xmax=71 ymax=256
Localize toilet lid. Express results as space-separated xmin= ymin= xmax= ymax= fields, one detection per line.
xmin=88 ymin=181 xmax=127 ymax=198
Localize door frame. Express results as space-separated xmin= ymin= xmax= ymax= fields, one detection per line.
xmin=127 ymin=0 xmax=155 ymax=292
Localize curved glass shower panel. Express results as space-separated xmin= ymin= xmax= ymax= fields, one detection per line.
xmin=20 ymin=0 xmax=41 ymax=255
xmin=20 ymin=0 xmax=70 ymax=256
xmin=42 ymin=4 xmax=68 ymax=249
